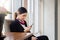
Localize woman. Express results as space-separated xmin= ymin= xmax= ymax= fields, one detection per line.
xmin=10 ymin=7 xmax=37 ymax=40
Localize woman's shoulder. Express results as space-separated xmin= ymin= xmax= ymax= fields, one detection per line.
xmin=10 ymin=19 xmax=19 ymax=25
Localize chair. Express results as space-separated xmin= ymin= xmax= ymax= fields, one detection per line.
xmin=3 ymin=19 xmax=13 ymax=32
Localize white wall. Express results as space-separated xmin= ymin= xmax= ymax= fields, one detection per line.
xmin=0 ymin=0 xmax=12 ymax=12
xmin=58 ymin=0 xmax=60 ymax=40
xmin=44 ymin=0 xmax=55 ymax=40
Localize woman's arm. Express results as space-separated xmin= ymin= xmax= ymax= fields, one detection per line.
xmin=24 ymin=26 xmax=32 ymax=33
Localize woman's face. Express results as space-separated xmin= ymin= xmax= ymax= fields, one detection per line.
xmin=17 ymin=13 xmax=27 ymax=21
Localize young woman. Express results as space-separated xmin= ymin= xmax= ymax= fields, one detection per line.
xmin=10 ymin=7 xmax=37 ymax=40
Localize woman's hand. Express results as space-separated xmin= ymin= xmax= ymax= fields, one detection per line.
xmin=24 ymin=26 xmax=32 ymax=32
xmin=32 ymin=36 xmax=37 ymax=40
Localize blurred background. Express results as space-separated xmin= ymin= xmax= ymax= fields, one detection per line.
xmin=0 ymin=0 xmax=59 ymax=40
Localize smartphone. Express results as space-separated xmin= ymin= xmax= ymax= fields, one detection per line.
xmin=30 ymin=24 xmax=34 ymax=27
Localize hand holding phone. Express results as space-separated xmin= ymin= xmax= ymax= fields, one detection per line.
xmin=24 ymin=24 xmax=33 ymax=32
xmin=30 ymin=24 xmax=34 ymax=27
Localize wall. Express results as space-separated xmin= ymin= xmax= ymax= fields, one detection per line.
xmin=43 ymin=0 xmax=55 ymax=40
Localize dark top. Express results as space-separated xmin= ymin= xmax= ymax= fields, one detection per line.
xmin=9 ymin=19 xmax=27 ymax=32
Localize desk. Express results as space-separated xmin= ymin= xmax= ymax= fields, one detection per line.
xmin=4 ymin=32 xmax=33 ymax=40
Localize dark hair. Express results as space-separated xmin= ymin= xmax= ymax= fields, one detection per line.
xmin=18 ymin=7 xmax=27 ymax=14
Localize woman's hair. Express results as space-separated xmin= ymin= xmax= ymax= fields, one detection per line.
xmin=14 ymin=12 xmax=17 ymax=19
xmin=18 ymin=7 xmax=27 ymax=14
xmin=14 ymin=7 xmax=27 ymax=19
